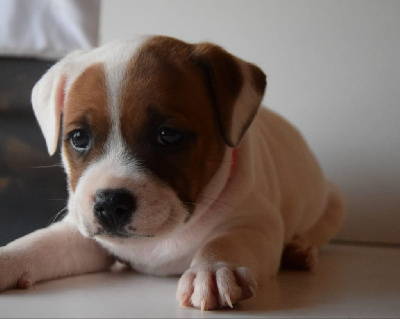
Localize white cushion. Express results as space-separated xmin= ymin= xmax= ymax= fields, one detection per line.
xmin=0 ymin=0 xmax=100 ymax=59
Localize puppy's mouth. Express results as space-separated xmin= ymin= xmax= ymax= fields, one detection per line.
xmin=83 ymin=220 xmax=155 ymax=239
xmin=94 ymin=229 xmax=155 ymax=239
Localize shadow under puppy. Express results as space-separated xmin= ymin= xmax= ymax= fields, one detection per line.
xmin=0 ymin=35 xmax=345 ymax=310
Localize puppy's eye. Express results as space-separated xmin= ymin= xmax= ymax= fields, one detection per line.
xmin=69 ymin=129 xmax=91 ymax=151
xmin=157 ymin=127 xmax=184 ymax=146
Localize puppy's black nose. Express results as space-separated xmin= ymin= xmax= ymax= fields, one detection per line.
xmin=93 ymin=188 xmax=135 ymax=230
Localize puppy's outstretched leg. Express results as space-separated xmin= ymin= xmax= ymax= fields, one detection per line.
xmin=0 ymin=221 xmax=113 ymax=291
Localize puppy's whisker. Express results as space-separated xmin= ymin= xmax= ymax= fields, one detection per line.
xmin=198 ymin=195 xmax=235 ymax=210
xmin=31 ymin=163 xmax=64 ymax=169
xmin=195 ymin=200 xmax=211 ymax=207
xmin=187 ymin=198 xmax=227 ymax=217
xmin=49 ymin=206 xmax=68 ymax=225
xmin=195 ymin=201 xmax=226 ymax=218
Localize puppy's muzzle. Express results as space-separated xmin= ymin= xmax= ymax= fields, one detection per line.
xmin=93 ymin=188 xmax=135 ymax=232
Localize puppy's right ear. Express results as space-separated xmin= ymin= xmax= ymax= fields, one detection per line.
xmin=31 ymin=50 xmax=85 ymax=156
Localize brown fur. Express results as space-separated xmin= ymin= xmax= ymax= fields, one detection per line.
xmin=62 ymin=63 xmax=110 ymax=191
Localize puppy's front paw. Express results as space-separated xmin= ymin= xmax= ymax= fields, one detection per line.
xmin=176 ymin=262 xmax=257 ymax=311
xmin=0 ymin=249 xmax=33 ymax=292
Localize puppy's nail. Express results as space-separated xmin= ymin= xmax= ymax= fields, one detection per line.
xmin=225 ymin=294 xmax=234 ymax=308
xmin=200 ymin=300 xmax=206 ymax=311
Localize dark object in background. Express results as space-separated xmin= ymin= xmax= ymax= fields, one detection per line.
xmin=0 ymin=58 xmax=67 ymax=246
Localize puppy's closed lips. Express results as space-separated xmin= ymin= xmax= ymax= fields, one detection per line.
xmin=94 ymin=230 xmax=155 ymax=239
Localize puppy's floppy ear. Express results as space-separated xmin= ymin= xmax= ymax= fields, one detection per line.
xmin=193 ymin=43 xmax=266 ymax=147
xmin=31 ymin=50 xmax=86 ymax=156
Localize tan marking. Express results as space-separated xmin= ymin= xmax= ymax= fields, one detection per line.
xmin=62 ymin=63 xmax=110 ymax=191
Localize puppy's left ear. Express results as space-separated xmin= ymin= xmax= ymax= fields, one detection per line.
xmin=193 ymin=43 xmax=266 ymax=147
xmin=31 ymin=50 xmax=86 ymax=156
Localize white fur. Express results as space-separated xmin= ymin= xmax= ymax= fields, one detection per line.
xmin=102 ymin=35 xmax=150 ymax=146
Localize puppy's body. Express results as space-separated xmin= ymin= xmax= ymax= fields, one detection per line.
xmin=0 ymin=35 xmax=345 ymax=310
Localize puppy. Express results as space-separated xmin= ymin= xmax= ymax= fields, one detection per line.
xmin=0 ymin=35 xmax=345 ymax=310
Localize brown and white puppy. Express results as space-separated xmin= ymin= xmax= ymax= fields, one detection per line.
xmin=0 ymin=35 xmax=345 ymax=310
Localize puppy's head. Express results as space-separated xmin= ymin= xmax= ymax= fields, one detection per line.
xmin=32 ymin=35 xmax=266 ymax=243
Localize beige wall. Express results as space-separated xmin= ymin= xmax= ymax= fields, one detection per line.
xmin=100 ymin=0 xmax=400 ymax=244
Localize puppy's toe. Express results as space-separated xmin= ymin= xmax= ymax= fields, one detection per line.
xmin=234 ymin=266 xmax=257 ymax=299
xmin=176 ymin=271 xmax=195 ymax=307
xmin=0 ymin=252 xmax=34 ymax=291
xmin=176 ymin=263 xmax=257 ymax=310
xmin=191 ymin=268 xmax=219 ymax=310
xmin=215 ymin=266 xmax=242 ymax=308
xmin=281 ymin=235 xmax=319 ymax=271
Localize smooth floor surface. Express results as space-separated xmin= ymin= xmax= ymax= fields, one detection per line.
xmin=0 ymin=244 xmax=399 ymax=318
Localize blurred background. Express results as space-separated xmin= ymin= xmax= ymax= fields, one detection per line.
xmin=0 ymin=0 xmax=399 ymax=246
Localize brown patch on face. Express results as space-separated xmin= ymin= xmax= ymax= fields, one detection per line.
xmin=119 ymin=36 xmax=226 ymax=210
xmin=62 ymin=63 xmax=110 ymax=191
